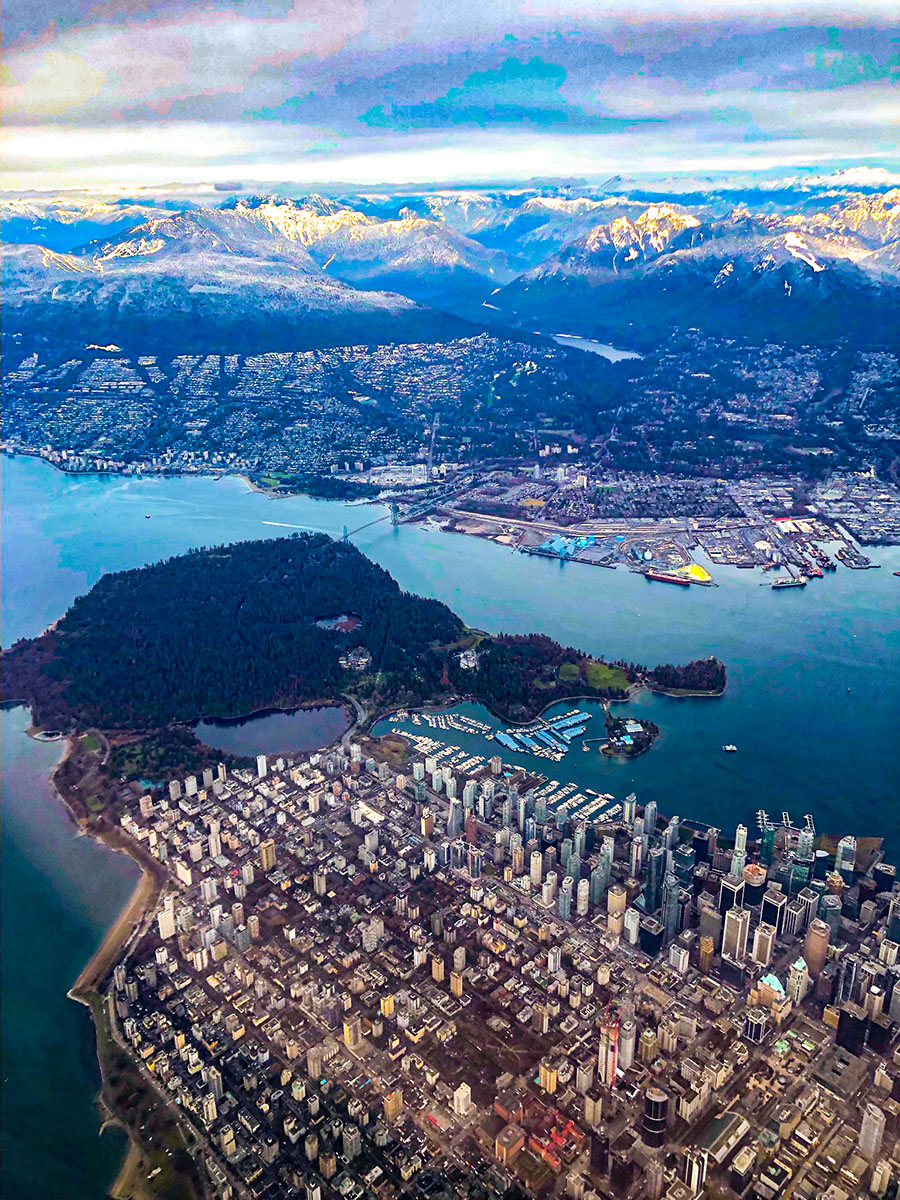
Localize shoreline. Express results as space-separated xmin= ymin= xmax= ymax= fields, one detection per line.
xmin=370 ymin=674 xmax=723 ymax=735
xmin=42 ymin=727 xmax=167 ymax=1194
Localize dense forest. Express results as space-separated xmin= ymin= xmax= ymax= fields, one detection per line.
xmin=2 ymin=534 xmax=462 ymax=730
xmin=448 ymin=634 xmax=633 ymax=723
xmin=2 ymin=535 xmax=726 ymax=743
xmin=645 ymin=657 xmax=727 ymax=694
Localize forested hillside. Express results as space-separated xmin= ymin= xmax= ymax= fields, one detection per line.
xmin=2 ymin=534 xmax=462 ymax=729
xmin=2 ymin=534 xmax=726 ymax=736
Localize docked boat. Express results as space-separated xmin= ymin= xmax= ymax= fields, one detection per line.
xmin=645 ymin=571 xmax=691 ymax=587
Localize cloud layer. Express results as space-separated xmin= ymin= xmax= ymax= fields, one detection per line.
xmin=2 ymin=0 xmax=898 ymax=188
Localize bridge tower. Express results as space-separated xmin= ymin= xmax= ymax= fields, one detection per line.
xmin=390 ymin=501 xmax=400 ymax=527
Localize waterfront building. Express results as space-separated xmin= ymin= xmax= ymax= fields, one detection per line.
xmin=836 ymin=835 xmax=857 ymax=882
xmin=643 ymin=799 xmax=658 ymax=837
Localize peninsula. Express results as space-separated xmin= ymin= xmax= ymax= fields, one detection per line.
xmin=2 ymin=533 xmax=725 ymax=782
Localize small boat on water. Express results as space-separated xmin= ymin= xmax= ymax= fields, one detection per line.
xmin=722 ymin=744 xmax=737 ymax=753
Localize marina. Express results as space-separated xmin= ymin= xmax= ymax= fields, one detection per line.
xmin=383 ymin=712 xmax=625 ymax=823
xmin=392 ymin=706 xmax=595 ymax=765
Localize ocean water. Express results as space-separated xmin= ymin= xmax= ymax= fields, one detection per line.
xmin=0 ymin=706 xmax=138 ymax=1199
xmin=2 ymin=451 xmax=899 ymax=1195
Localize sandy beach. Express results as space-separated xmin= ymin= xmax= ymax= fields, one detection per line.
xmin=70 ymin=856 xmax=158 ymax=994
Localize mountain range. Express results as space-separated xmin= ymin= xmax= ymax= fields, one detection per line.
xmin=2 ymin=184 xmax=899 ymax=351
xmin=492 ymin=197 xmax=900 ymax=346
xmin=1 ymin=202 xmax=475 ymax=352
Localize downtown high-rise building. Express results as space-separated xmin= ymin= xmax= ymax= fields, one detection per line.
xmin=598 ymin=1017 xmax=619 ymax=1087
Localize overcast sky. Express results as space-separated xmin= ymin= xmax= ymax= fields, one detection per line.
xmin=2 ymin=0 xmax=898 ymax=191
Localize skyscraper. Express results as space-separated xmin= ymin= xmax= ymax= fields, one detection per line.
xmin=836 ymin=835 xmax=857 ymax=882
xmin=751 ymin=923 xmax=777 ymax=968
xmin=723 ymin=906 xmax=750 ymax=962
xmin=618 ymin=1018 xmax=636 ymax=1073
xmin=681 ymin=1148 xmax=709 ymax=1192
xmin=530 ymin=850 xmax=543 ymax=887
xmin=718 ymin=874 xmax=744 ymax=915
xmin=731 ymin=823 xmax=748 ymax=877
xmin=644 ymin=799 xmax=658 ymax=837
xmin=662 ymin=873 xmax=681 ymax=944
xmin=804 ymin=918 xmax=831 ymax=978
xmin=641 ymin=1088 xmax=669 ymax=1149
xmin=591 ymin=859 xmax=610 ymax=904
xmin=645 ymin=846 xmax=665 ymax=913
xmin=598 ymin=1017 xmax=618 ymax=1087
xmin=860 ymin=1104 xmax=886 ymax=1160
xmin=787 ymin=957 xmax=811 ymax=1003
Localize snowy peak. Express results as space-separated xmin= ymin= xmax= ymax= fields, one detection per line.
xmin=233 ymin=198 xmax=374 ymax=246
xmin=633 ymin=204 xmax=701 ymax=251
xmin=780 ymin=233 xmax=827 ymax=272
xmin=832 ymin=188 xmax=900 ymax=244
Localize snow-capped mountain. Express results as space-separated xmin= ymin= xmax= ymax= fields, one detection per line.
xmin=2 ymin=205 xmax=472 ymax=352
xmin=0 ymin=196 xmax=163 ymax=252
xmin=464 ymin=194 xmax=669 ymax=268
xmin=5 ymin=184 xmax=899 ymax=351
xmin=222 ymin=197 xmax=512 ymax=306
xmin=492 ymin=200 xmax=900 ymax=346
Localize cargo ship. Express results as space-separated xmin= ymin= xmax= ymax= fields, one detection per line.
xmin=645 ymin=571 xmax=691 ymax=587
xmin=772 ymin=575 xmax=807 ymax=589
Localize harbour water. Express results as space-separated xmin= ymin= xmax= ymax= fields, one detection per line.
xmin=2 ymin=451 xmax=900 ymax=1195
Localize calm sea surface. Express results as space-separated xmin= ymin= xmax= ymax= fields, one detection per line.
xmin=2 ymin=451 xmax=899 ymax=1195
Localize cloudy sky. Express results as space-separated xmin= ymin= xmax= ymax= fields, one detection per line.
xmin=2 ymin=0 xmax=898 ymax=190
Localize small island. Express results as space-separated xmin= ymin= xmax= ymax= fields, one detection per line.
xmin=2 ymin=533 xmax=726 ymax=791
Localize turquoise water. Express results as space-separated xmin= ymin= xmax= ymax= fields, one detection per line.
xmin=2 ymin=451 xmax=899 ymax=1195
